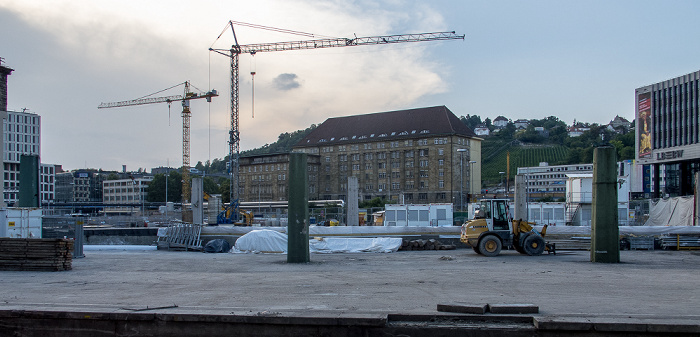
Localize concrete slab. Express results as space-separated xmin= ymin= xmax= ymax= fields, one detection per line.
xmin=488 ymin=304 xmax=539 ymax=314
xmin=437 ymin=303 xmax=488 ymax=314
xmin=0 ymin=249 xmax=698 ymax=328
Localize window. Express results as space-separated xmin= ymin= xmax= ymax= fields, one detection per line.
xmin=438 ymin=148 xmax=444 ymax=155
xmin=438 ymin=159 xmax=444 ymax=166
xmin=438 ymin=180 xmax=445 ymax=188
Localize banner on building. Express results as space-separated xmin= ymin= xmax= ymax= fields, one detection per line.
xmin=637 ymin=92 xmax=652 ymax=159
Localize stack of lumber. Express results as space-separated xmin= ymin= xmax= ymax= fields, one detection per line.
xmin=400 ymin=238 xmax=456 ymax=251
xmin=0 ymin=238 xmax=73 ymax=271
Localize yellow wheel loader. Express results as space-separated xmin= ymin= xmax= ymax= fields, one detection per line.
xmin=460 ymin=199 xmax=555 ymax=257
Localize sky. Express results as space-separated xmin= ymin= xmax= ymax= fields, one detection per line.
xmin=2 ymin=0 xmax=700 ymax=172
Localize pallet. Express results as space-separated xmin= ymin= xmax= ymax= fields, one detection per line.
xmin=0 ymin=238 xmax=73 ymax=271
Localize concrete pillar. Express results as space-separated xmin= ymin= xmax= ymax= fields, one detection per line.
xmin=591 ymin=146 xmax=620 ymax=263
xmin=513 ymin=174 xmax=527 ymax=222
xmin=0 ymin=111 xmax=6 ymax=208
xmin=287 ymin=153 xmax=309 ymax=263
xmin=347 ymin=176 xmax=359 ymax=226
xmin=191 ymin=177 xmax=203 ymax=225
xmin=695 ymin=172 xmax=700 ymax=226
xmin=18 ymin=155 xmax=39 ymax=208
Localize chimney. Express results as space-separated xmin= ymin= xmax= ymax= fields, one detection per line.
xmin=0 ymin=58 xmax=14 ymax=111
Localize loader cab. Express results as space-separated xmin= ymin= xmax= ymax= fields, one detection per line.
xmin=479 ymin=199 xmax=510 ymax=231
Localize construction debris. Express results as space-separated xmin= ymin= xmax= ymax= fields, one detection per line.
xmin=399 ymin=239 xmax=456 ymax=251
xmin=0 ymin=238 xmax=73 ymax=271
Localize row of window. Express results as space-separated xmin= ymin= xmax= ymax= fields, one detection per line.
xmin=652 ymin=79 xmax=700 ymax=148
xmin=312 ymin=137 xmax=470 ymax=154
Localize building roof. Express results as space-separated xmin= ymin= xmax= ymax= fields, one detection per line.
xmin=494 ymin=116 xmax=508 ymax=122
xmin=295 ymin=106 xmax=477 ymax=147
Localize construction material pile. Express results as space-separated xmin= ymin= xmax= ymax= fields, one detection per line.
xmin=0 ymin=238 xmax=73 ymax=271
xmin=399 ymin=239 xmax=456 ymax=251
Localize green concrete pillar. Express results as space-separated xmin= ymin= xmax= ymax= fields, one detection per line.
xmin=18 ymin=154 xmax=39 ymax=208
xmin=591 ymin=146 xmax=620 ymax=263
xmin=287 ymin=153 xmax=309 ymax=263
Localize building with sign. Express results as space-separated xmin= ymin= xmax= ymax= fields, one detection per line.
xmin=635 ymin=69 xmax=700 ymax=197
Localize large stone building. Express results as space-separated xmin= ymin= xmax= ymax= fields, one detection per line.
xmin=292 ymin=106 xmax=481 ymax=206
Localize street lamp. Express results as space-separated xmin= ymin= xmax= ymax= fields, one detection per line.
xmin=468 ymin=160 xmax=477 ymax=205
xmin=499 ymin=172 xmax=505 ymax=197
xmin=457 ymin=149 xmax=467 ymax=211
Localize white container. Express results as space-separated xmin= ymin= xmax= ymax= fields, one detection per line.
xmin=0 ymin=208 xmax=43 ymax=238
xmin=384 ymin=204 xmax=453 ymax=227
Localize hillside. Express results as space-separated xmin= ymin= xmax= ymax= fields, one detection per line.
xmin=481 ymin=139 xmax=569 ymax=186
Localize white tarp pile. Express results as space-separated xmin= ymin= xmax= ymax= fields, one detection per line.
xmin=232 ymin=229 xmax=402 ymax=254
xmin=644 ymin=196 xmax=695 ymax=226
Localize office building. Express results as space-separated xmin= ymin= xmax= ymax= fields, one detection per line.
xmin=635 ymin=69 xmax=700 ymax=197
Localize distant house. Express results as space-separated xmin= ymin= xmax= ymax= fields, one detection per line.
xmin=493 ymin=116 xmax=509 ymax=129
xmin=607 ymin=115 xmax=631 ymax=133
xmin=535 ymin=126 xmax=549 ymax=137
xmin=568 ymin=123 xmax=590 ymax=137
xmin=474 ymin=123 xmax=490 ymax=136
xmin=514 ymin=119 xmax=530 ymax=130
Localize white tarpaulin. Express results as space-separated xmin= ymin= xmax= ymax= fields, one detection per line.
xmin=232 ymin=229 xmax=402 ymax=254
xmin=644 ymin=196 xmax=695 ymax=226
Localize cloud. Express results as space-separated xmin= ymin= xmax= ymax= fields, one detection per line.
xmin=273 ymin=73 xmax=301 ymax=91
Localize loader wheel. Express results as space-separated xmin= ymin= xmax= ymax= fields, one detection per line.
xmin=523 ymin=234 xmax=546 ymax=256
xmin=472 ymin=246 xmax=481 ymax=254
xmin=478 ymin=235 xmax=502 ymax=257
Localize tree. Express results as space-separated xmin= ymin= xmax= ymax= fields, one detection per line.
xmin=146 ymin=171 xmax=182 ymax=203
xmin=106 ymin=172 xmax=119 ymax=180
xmin=195 ymin=161 xmax=205 ymax=172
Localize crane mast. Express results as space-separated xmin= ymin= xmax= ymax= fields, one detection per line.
xmin=98 ymin=82 xmax=218 ymax=205
xmin=210 ymin=22 xmax=464 ymax=224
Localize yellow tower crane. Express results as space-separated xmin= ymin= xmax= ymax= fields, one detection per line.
xmin=98 ymin=81 xmax=218 ymax=203
xmin=210 ymin=20 xmax=464 ymax=224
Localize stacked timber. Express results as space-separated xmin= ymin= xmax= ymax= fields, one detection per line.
xmin=0 ymin=238 xmax=73 ymax=271
xmin=400 ymin=239 xmax=456 ymax=251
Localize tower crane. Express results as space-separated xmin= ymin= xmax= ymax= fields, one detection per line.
xmin=210 ymin=21 xmax=464 ymax=224
xmin=98 ymin=81 xmax=219 ymax=204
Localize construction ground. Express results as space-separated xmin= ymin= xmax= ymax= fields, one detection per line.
xmin=0 ymin=248 xmax=698 ymax=336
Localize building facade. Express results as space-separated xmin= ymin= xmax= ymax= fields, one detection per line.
xmin=55 ymin=170 xmax=106 ymax=203
xmin=238 ymin=153 xmax=321 ymax=202
xmin=635 ymin=69 xmax=700 ymax=197
xmin=39 ymin=163 xmax=55 ymax=204
xmin=517 ymin=162 xmax=594 ymax=201
xmin=292 ymin=106 xmax=481 ymax=206
xmin=3 ymin=110 xmax=41 ymax=205
xmin=102 ymin=176 xmax=152 ymax=214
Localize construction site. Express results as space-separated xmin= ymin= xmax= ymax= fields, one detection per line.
xmin=1 ymin=19 xmax=700 ymax=336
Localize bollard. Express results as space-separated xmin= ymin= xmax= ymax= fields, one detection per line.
xmin=591 ymin=146 xmax=620 ymax=263
xmin=287 ymin=153 xmax=310 ymax=263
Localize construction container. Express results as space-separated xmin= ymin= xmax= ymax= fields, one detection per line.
xmin=629 ymin=236 xmax=654 ymax=250
xmin=0 ymin=208 xmax=42 ymax=238
xmin=384 ymin=204 xmax=453 ymax=227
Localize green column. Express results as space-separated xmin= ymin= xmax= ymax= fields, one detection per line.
xmin=591 ymin=146 xmax=620 ymax=263
xmin=18 ymin=155 xmax=39 ymax=208
xmin=287 ymin=153 xmax=310 ymax=263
